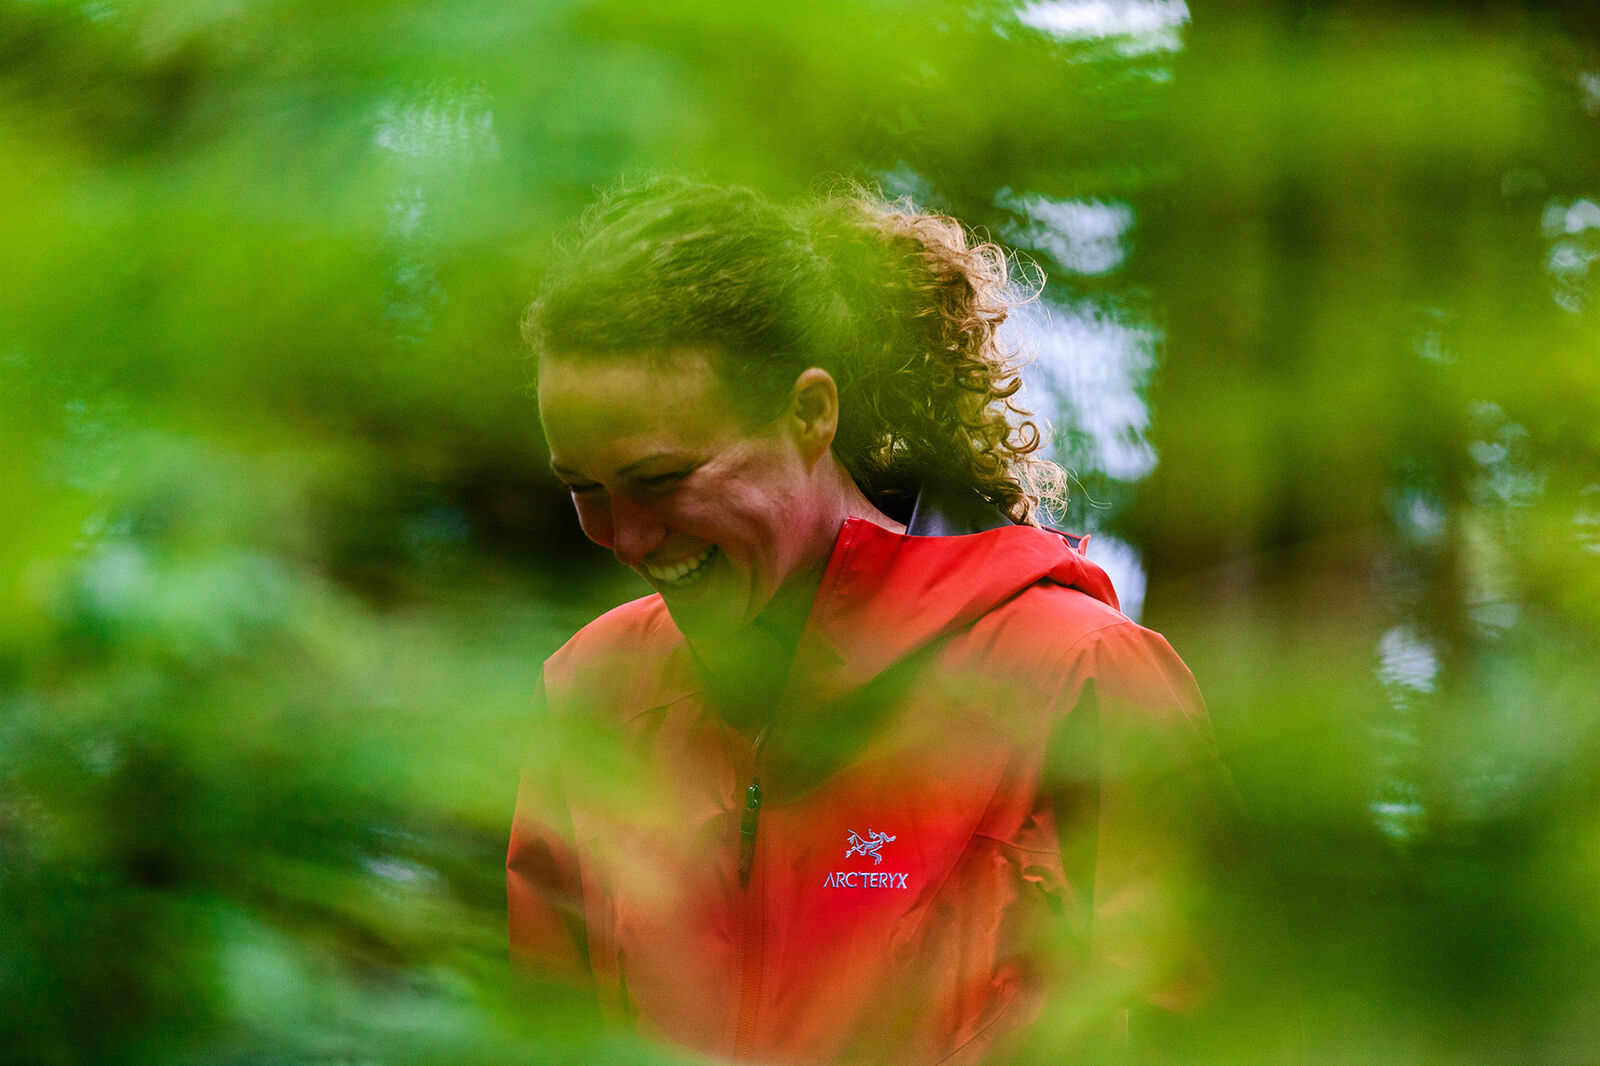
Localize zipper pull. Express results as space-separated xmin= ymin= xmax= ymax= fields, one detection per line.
xmin=737 ymin=778 xmax=762 ymax=884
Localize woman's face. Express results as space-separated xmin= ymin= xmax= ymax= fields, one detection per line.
xmin=538 ymin=349 xmax=838 ymax=643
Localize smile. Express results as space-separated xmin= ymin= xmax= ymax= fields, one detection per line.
xmin=645 ymin=545 xmax=718 ymax=588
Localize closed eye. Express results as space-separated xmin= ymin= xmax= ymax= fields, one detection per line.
xmin=635 ymin=470 xmax=690 ymax=491
xmin=561 ymin=480 xmax=603 ymax=495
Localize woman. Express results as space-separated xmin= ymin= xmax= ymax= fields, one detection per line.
xmin=508 ymin=179 xmax=1224 ymax=1065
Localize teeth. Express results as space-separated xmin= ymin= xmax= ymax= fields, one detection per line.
xmin=645 ymin=545 xmax=717 ymax=588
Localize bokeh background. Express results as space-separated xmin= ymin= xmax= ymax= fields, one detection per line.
xmin=4 ymin=0 xmax=1599 ymax=1062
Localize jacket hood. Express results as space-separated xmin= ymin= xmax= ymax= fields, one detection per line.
xmin=783 ymin=514 xmax=1120 ymax=709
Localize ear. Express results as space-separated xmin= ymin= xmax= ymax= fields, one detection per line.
xmin=788 ymin=367 xmax=839 ymax=468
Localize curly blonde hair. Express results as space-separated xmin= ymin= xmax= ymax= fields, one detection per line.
xmin=524 ymin=178 xmax=1067 ymax=525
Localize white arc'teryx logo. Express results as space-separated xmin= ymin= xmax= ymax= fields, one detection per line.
xmin=845 ymin=829 xmax=896 ymax=865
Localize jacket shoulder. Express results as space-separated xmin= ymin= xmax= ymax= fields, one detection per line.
xmin=960 ymin=580 xmax=1128 ymax=671
xmin=946 ymin=583 xmax=1205 ymax=729
xmin=542 ymin=595 xmax=688 ymax=716
xmin=1005 ymin=580 xmax=1128 ymax=635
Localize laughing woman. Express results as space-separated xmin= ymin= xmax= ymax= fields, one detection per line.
xmin=508 ymin=179 xmax=1234 ymax=1065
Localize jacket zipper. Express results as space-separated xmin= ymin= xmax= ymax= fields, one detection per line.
xmin=734 ymin=723 xmax=772 ymax=1057
xmin=737 ymin=779 xmax=763 ymax=884
xmin=737 ymin=723 xmax=772 ymax=883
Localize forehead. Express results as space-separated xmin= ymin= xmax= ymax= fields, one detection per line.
xmin=537 ymin=350 xmax=750 ymax=466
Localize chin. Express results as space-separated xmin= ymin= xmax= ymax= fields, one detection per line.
xmin=655 ymin=561 xmax=759 ymax=643
xmin=659 ymin=595 xmax=744 ymax=643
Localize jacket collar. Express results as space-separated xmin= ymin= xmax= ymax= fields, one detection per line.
xmin=905 ymin=481 xmax=1012 ymax=537
xmin=672 ymin=483 xmax=1111 ymax=724
xmin=781 ymin=487 xmax=1115 ymax=709
xmin=906 ymin=481 xmax=1085 ymax=552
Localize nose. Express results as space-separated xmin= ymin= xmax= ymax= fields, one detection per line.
xmin=607 ymin=494 xmax=668 ymax=569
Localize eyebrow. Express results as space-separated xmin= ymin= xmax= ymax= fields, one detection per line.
xmin=549 ymin=454 xmax=687 ymax=480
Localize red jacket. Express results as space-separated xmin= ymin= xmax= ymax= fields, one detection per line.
xmin=508 ymin=515 xmax=1213 ymax=1064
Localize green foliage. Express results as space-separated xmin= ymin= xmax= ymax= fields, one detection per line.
xmin=3 ymin=0 xmax=1598 ymax=1062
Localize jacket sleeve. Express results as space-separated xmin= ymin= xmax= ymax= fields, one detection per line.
xmin=1049 ymin=621 xmax=1300 ymax=1063
xmin=1077 ymin=622 xmax=1214 ymax=1003
xmin=506 ymin=672 xmax=591 ymax=983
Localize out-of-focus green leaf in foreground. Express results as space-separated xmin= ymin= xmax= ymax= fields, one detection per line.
xmin=3 ymin=0 xmax=1599 ymax=1062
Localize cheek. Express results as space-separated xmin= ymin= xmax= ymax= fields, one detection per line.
xmin=572 ymin=495 xmax=614 ymax=548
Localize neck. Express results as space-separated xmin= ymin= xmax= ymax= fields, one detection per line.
xmin=691 ymin=456 xmax=903 ymax=729
xmin=830 ymin=455 xmax=907 ymax=536
xmin=688 ymin=550 xmax=825 ymax=731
